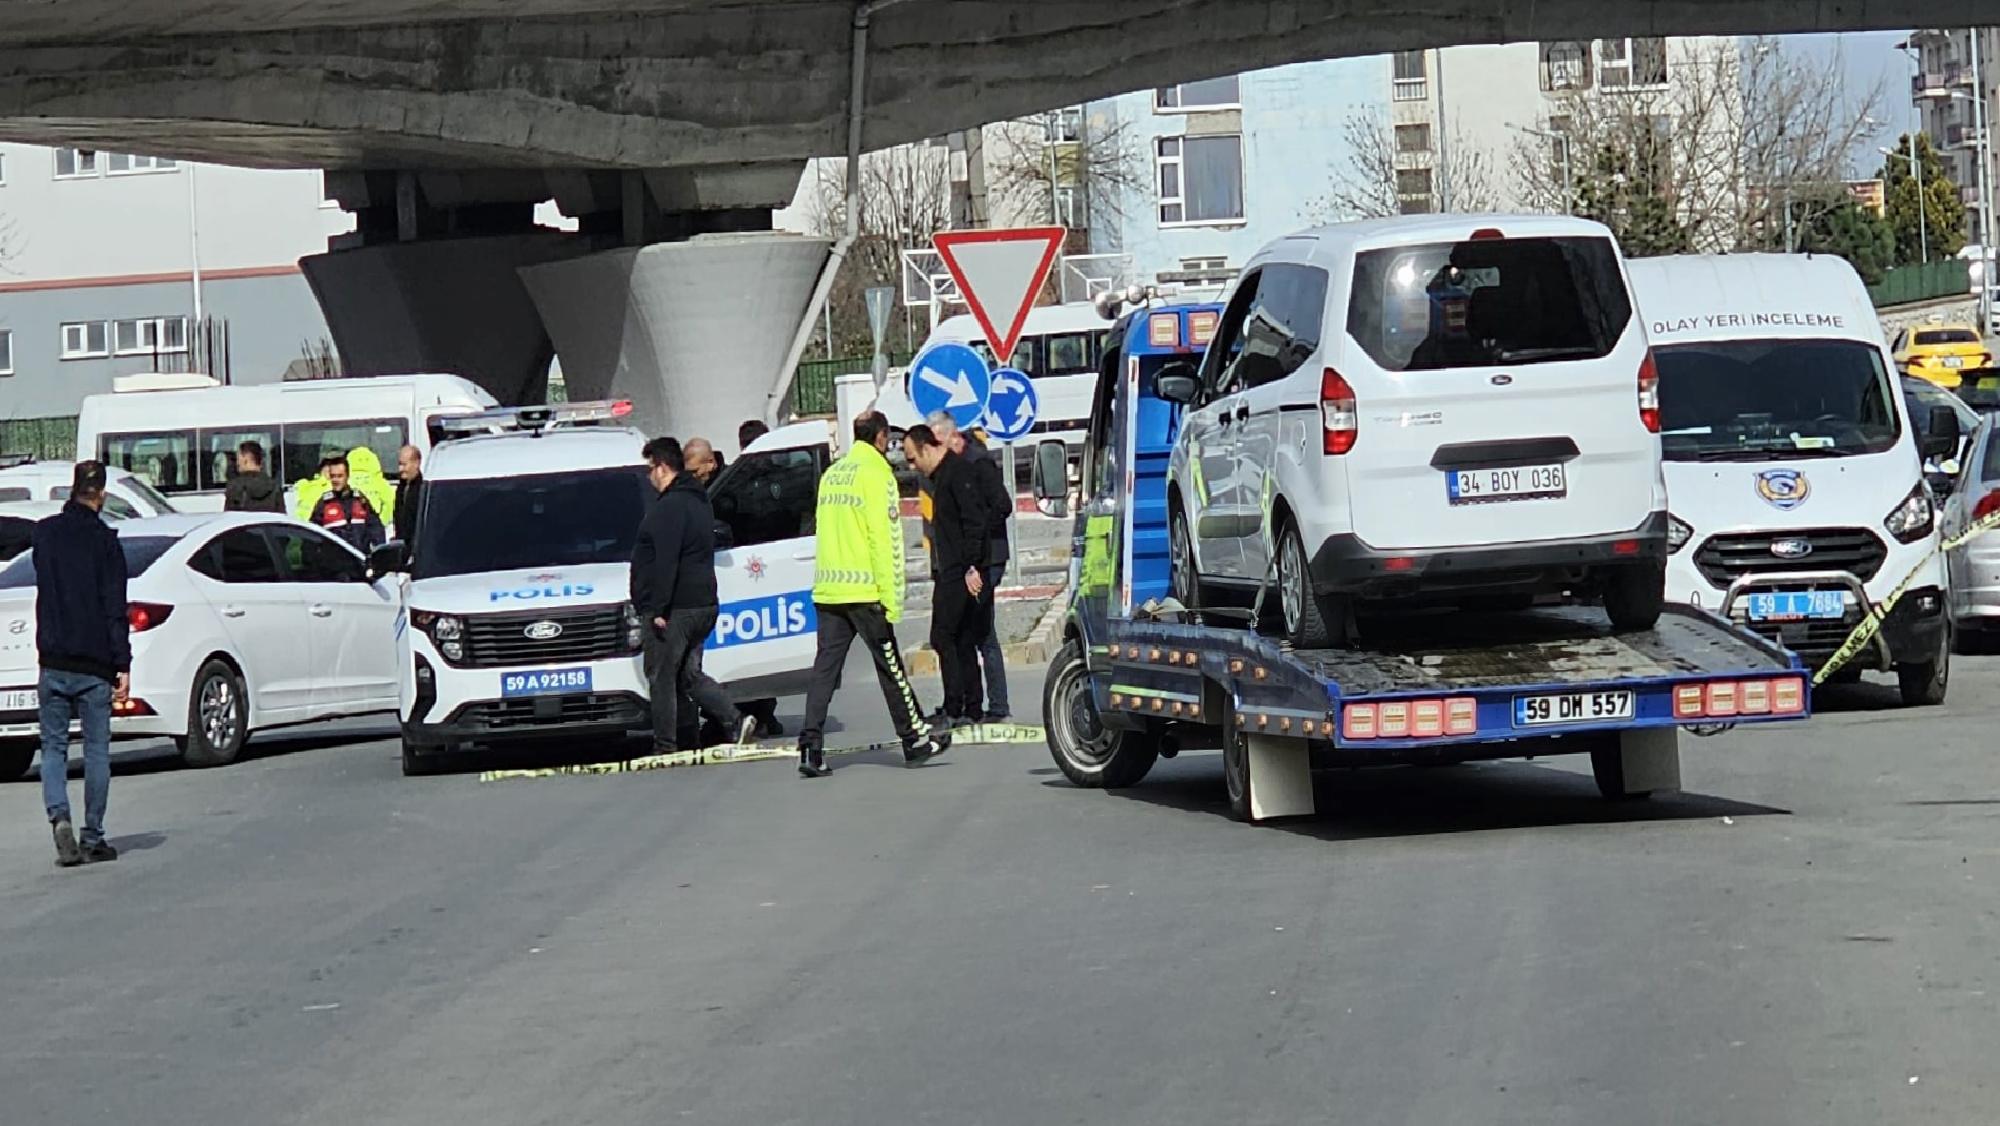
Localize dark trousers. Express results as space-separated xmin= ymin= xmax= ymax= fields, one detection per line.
xmin=931 ymin=572 xmax=994 ymax=718
xmin=978 ymin=564 xmax=1010 ymax=716
xmin=644 ymin=608 xmax=740 ymax=750
xmin=801 ymin=602 xmax=924 ymax=747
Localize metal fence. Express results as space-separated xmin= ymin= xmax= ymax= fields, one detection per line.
xmin=1868 ymin=260 xmax=1972 ymax=308
xmin=0 ymin=417 xmax=78 ymax=460
xmin=792 ymin=354 xmax=912 ymax=417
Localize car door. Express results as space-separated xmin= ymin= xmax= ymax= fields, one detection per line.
xmin=705 ymin=441 xmax=827 ymax=691
xmin=1229 ymin=263 xmax=1330 ymax=581
xmin=1182 ymin=270 xmax=1266 ymax=579
xmin=267 ymin=524 xmax=400 ymax=715
xmin=186 ymin=525 xmax=318 ymax=722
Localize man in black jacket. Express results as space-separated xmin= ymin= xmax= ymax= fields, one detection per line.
xmin=222 ymin=440 xmax=285 ymax=513
xmin=393 ymin=445 xmax=425 ymax=545
xmin=34 ymin=462 xmax=129 ymax=867
xmin=919 ymin=412 xmax=1014 ymax=719
xmin=630 ymin=437 xmax=755 ymax=753
xmin=904 ymin=425 xmax=992 ymax=724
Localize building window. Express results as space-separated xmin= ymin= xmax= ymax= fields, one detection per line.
xmin=1392 ymin=51 xmax=1429 ymax=101
xmin=1540 ymin=41 xmax=1592 ymax=91
xmin=60 ymin=321 xmax=110 ymax=360
xmin=112 ymin=316 xmax=190 ymax=356
xmin=1156 ymin=135 xmax=1245 ymax=226
xmin=1398 ymin=196 xmax=1434 ymax=216
xmin=105 ymin=153 xmax=177 ymax=175
xmin=54 ymin=148 xmax=98 ymax=179
xmin=1048 ymin=106 xmax=1084 ymax=143
xmin=1396 ymin=167 xmax=1434 ymax=198
xmin=1155 ymin=76 xmax=1241 ymax=111
xmin=1600 ymin=37 xmax=1668 ymax=90
xmin=0 ymin=330 xmax=12 ymax=376
xmin=1395 ymin=123 xmax=1433 ymax=154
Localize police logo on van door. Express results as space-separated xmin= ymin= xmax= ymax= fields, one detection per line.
xmin=1755 ymin=469 xmax=1810 ymax=512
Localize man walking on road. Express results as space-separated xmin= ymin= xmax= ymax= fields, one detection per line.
xmin=796 ymin=411 xmax=948 ymax=777
xmin=922 ymin=411 xmax=1014 ymax=720
xmin=223 ymin=440 xmax=285 ymax=513
xmin=393 ymin=445 xmax=425 ymax=544
xmin=905 ymin=424 xmax=993 ymax=726
xmin=630 ymin=437 xmax=756 ymax=754
xmin=33 ymin=462 xmax=129 ymax=867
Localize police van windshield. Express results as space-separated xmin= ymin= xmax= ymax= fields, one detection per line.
xmin=413 ymin=467 xmax=653 ymax=580
xmin=1655 ymin=339 xmax=1902 ymax=462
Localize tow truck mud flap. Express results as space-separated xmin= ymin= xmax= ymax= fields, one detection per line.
xmin=1249 ymin=735 xmax=1315 ymax=820
xmin=1595 ymin=728 xmax=1681 ymax=798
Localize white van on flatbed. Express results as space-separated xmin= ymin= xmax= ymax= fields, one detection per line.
xmin=1631 ymin=253 xmax=1956 ymax=704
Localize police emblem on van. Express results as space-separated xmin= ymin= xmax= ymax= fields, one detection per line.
xmin=1754 ymin=469 xmax=1810 ymax=511
xmin=523 ymin=620 xmax=563 ymax=641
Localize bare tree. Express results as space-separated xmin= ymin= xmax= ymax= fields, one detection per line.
xmin=1315 ymin=107 xmax=1502 ymax=221
xmin=801 ymin=143 xmax=956 ymax=356
xmin=1510 ymin=37 xmax=1883 ymax=254
xmin=982 ymin=110 xmax=1148 ymax=235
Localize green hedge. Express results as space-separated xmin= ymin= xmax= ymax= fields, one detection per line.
xmin=792 ymin=353 xmax=914 ymax=417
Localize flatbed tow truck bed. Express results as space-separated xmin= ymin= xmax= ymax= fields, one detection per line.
xmin=1034 ymin=301 xmax=1815 ymax=825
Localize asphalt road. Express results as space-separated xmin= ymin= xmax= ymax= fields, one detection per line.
xmin=2 ymin=651 xmax=1997 ymax=1126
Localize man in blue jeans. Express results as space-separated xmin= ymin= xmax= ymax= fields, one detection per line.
xmin=34 ymin=461 xmax=130 ymax=867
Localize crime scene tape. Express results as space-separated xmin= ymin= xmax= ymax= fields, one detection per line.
xmin=479 ymin=723 xmax=1047 ymax=782
xmin=1811 ymin=507 xmax=2000 ymax=685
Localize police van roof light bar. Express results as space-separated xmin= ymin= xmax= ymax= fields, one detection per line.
xmin=435 ymin=400 xmax=635 ymax=435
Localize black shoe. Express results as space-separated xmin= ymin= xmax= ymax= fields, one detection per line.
xmin=903 ymin=728 xmax=952 ymax=766
xmin=797 ymin=744 xmax=831 ymax=778
xmin=758 ymin=716 xmax=786 ymax=738
xmin=950 ymin=714 xmax=980 ymax=730
xmin=51 ymin=819 xmax=81 ymax=868
xmin=735 ymin=713 xmax=760 ymax=746
xmin=981 ymin=711 xmax=1011 ymax=724
xmin=81 ymin=840 xmax=117 ymax=864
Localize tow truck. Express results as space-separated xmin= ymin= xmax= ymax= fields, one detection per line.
xmin=1029 ymin=300 xmax=1815 ymax=823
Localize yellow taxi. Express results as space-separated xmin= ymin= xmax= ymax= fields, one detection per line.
xmin=1891 ymin=321 xmax=1991 ymax=389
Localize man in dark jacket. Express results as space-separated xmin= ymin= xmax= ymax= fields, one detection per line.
xmin=307 ymin=455 xmax=386 ymax=552
xmin=394 ymin=445 xmax=425 ymax=545
xmin=904 ymin=424 xmax=992 ymax=724
xmin=223 ymin=440 xmax=285 ymax=513
xmin=34 ymin=462 xmax=129 ymax=867
xmin=630 ymin=436 xmax=755 ymax=753
xmin=921 ymin=413 xmax=1014 ymax=719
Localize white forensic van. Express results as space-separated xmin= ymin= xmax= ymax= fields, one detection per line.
xmin=1630 ymin=254 xmax=1957 ymax=705
xmin=376 ymin=404 xmax=827 ymax=774
xmin=77 ymin=372 xmax=495 ymax=514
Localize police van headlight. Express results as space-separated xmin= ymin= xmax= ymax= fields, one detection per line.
xmin=431 ymin=615 xmax=464 ymax=642
xmin=414 ymin=612 xmax=466 ymax=661
xmin=1667 ymin=513 xmax=1693 ymax=554
xmin=1884 ymin=483 xmax=1935 ymax=545
xmin=620 ymin=603 xmax=644 ymax=652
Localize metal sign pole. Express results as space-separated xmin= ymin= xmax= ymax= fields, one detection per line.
xmin=1003 ymin=442 xmax=1020 ymax=589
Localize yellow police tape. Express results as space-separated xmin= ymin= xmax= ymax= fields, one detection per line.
xmin=478 ymin=723 xmax=1048 ymax=782
xmin=1811 ymin=508 xmax=2000 ymax=685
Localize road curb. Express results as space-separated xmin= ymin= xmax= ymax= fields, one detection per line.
xmin=905 ymin=581 xmax=1069 ymax=677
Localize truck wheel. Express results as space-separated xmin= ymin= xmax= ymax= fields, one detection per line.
xmin=1897 ymin=624 xmax=1951 ymax=706
xmin=1602 ymin=561 xmax=1665 ymax=632
xmin=1223 ymin=734 xmax=1255 ymax=822
xmin=0 ymin=738 xmax=33 ymax=782
xmin=1044 ymin=639 xmax=1157 ymax=789
xmin=1169 ymin=507 xmax=1201 ymax=609
xmin=178 ymin=660 xmax=248 ymax=768
xmin=1278 ymin=520 xmax=1351 ymax=649
xmin=1590 ymin=745 xmax=1654 ymax=801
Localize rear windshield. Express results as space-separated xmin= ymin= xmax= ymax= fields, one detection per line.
xmin=1655 ymin=339 xmax=1901 ymax=461
xmin=412 ymin=467 xmax=653 ymax=580
xmin=1914 ymin=329 xmax=1979 ymax=346
xmin=1346 ymin=236 xmax=1632 ymax=372
xmin=0 ymin=535 xmax=181 ymax=589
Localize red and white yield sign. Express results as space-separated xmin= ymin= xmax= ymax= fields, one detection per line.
xmin=931 ymin=226 xmax=1066 ymax=363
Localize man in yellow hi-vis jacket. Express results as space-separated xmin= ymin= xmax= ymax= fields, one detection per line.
xmin=796 ymin=411 xmax=948 ymax=778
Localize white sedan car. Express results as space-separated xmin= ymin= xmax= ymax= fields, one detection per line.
xmin=0 ymin=512 xmax=400 ymax=779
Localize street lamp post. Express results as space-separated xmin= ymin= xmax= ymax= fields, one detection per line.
xmin=1509 ymin=124 xmax=1572 ymax=215
xmin=1974 ymin=35 xmax=1996 ymax=332
xmin=1896 ymin=41 xmax=1930 ymax=263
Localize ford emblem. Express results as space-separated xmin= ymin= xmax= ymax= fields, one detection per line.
xmin=523 ymin=620 xmax=563 ymax=641
xmin=1769 ymin=538 xmax=1813 ymax=559
xmin=1490 ymin=373 xmax=1514 ymax=386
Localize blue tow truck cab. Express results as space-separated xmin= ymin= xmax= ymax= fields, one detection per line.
xmin=1031 ymin=300 xmax=1813 ymax=824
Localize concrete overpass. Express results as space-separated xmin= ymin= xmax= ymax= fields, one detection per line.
xmin=0 ymin=1 xmax=1977 ymax=441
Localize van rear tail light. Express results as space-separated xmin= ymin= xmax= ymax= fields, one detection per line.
xmin=1412 ymin=699 xmax=1445 ymax=737
xmin=1637 ymin=350 xmax=1661 ymax=434
xmin=1674 ymin=684 xmax=1705 ymax=719
xmin=1378 ymin=701 xmax=1411 ymax=738
xmin=1676 ymin=677 xmax=1806 ymax=720
xmin=1341 ymin=696 xmax=1478 ymax=741
xmin=1343 ymin=703 xmax=1378 ymax=740
xmin=1148 ymin=313 xmax=1180 ymax=347
xmin=1772 ymin=678 xmax=1805 ymax=714
xmin=1188 ymin=310 xmax=1219 ymax=345
xmin=1738 ymin=680 xmax=1772 ymax=715
xmin=1974 ymin=490 xmax=2000 ymax=522
xmin=1321 ymin=368 xmax=1358 ymax=455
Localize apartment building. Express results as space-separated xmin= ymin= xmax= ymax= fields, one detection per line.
xmin=1908 ymin=28 xmax=2000 ymax=243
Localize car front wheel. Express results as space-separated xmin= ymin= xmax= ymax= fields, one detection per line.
xmin=177 ymin=659 xmax=248 ymax=767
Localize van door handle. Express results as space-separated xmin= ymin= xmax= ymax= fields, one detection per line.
xmin=221 ymin=607 xmax=246 ymax=619
xmin=310 ymin=604 xmax=334 ymax=618
xmin=1234 ymin=404 xmax=1250 ymax=422
xmin=791 ymin=551 xmax=815 ymax=561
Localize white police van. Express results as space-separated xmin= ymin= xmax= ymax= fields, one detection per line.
xmin=375 ymin=403 xmax=826 ymax=774
xmin=1631 ymin=254 xmax=1955 ymax=706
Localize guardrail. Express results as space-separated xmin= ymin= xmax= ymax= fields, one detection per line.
xmin=793 ymin=354 xmax=912 ymax=417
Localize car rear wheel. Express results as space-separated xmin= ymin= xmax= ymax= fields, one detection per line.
xmin=1169 ymin=507 xmax=1201 ymax=610
xmin=0 ymin=738 xmax=33 ymax=782
xmin=177 ymin=659 xmax=247 ymax=767
xmin=1602 ymin=561 xmax=1666 ymax=632
xmin=1278 ymin=520 xmax=1352 ymax=649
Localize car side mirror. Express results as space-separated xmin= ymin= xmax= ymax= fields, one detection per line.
xmin=1154 ymin=362 xmax=1200 ymax=405
xmin=366 ymin=540 xmax=408 ymax=578
xmin=1030 ymin=439 xmax=1069 ymax=517
xmin=1924 ymin=405 xmax=1963 ymax=461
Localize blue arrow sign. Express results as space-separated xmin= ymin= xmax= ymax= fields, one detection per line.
xmin=982 ymin=367 xmax=1040 ymax=443
xmin=906 ymin=342 xmax=991 ymax=430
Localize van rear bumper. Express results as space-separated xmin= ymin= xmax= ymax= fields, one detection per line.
xmin=1310 ymin=512 xmax=1670 ymax=596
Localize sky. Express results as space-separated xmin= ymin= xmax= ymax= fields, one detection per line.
xmin=1785 ymin=29 xmax=1914 ymax=176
